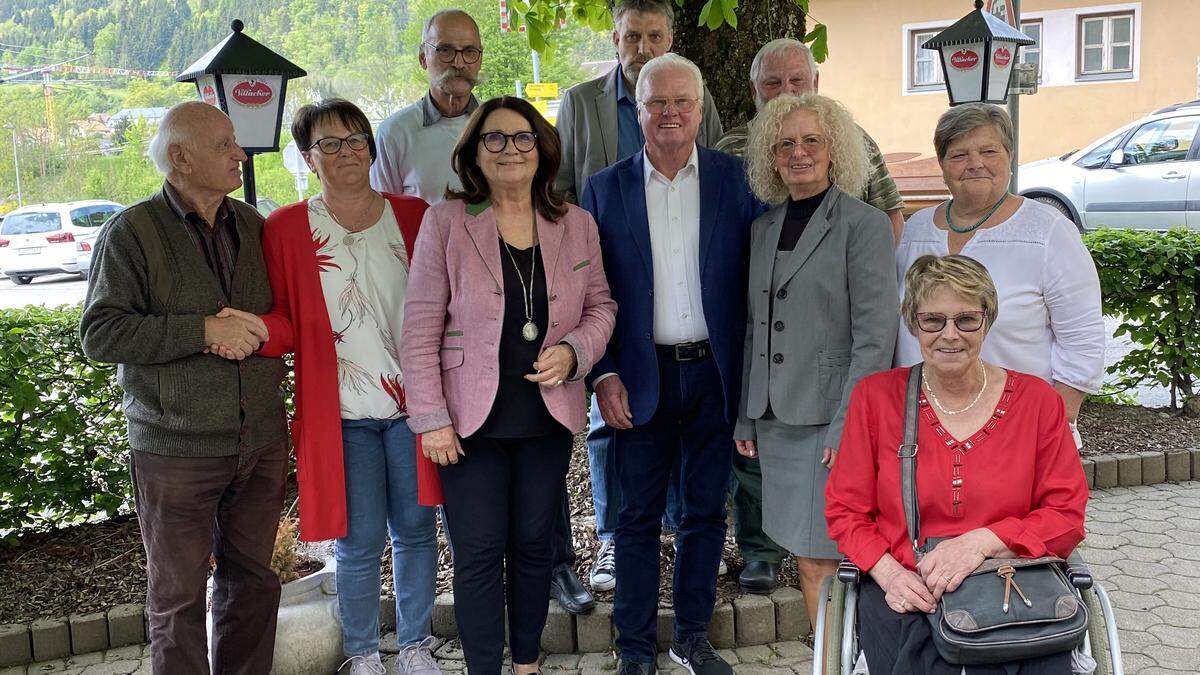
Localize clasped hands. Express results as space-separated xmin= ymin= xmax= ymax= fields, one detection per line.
xmin=872 ymin=528 xmax=1005 ymax=615
xmin=204 ymin=307 xmax=269 ymax=360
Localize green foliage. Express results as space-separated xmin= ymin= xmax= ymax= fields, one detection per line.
xmin=0 ymin=305 xmax=128 ymax=541
xmin=1084 ymin=228 xmax=1200 ymax=410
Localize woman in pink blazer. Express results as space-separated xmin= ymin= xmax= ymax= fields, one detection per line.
xmin=399 ymin=96 xmax=616 ymax=675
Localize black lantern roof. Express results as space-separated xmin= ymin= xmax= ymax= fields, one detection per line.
xmin=922 ymin=0 xmax=1035 ymax=49
xmin=176 ymin=19 xmax=307 ymax=82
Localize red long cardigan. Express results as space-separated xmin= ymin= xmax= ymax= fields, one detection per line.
xmin=259 ymin=193 xmax=443 ymax=542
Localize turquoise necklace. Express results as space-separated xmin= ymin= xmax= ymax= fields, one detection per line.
xmin=944 ymin=194 xmax=1008 ymax=234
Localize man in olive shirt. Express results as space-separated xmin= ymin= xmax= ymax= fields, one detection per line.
xmin=714 ymin=39 xmax=906 ymax=595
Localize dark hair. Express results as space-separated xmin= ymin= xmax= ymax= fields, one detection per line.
xmin=613 ymin=0 xmax=675 ymax=28
xmin=447 ymin=96 xmax=567 ymax=221
xmin=291 ymin=98 xmax=377 ymax=162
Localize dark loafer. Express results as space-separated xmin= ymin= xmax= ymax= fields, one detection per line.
xmin=738 ymin=560 xmax=780 ymax=594
xmin=550 ymin=564 xmax=596 ymax=614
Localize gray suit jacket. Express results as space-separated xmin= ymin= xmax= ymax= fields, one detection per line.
xmin=554 ymin=66 xmax=723 ymax=200
xmin=734 ymin=187 xmax=899 ymax=450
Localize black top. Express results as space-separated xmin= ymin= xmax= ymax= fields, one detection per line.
xmin=475 ymin=238 xmax=561 ymax=438
xmin=777 ymin=187 xmax=830 ymax=251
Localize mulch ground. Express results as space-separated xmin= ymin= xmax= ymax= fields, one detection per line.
xmin=2 ymin=400 xmax=1197 ymax=625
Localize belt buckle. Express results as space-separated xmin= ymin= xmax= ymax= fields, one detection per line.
xmin=674 ymin=343 xmax=688 ymax=361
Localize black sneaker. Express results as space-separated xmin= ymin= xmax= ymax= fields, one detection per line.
xmin=617 ymin=659 xmax=656 ymax=675
xmin=668 ymin=635 xmax=732 ymax=675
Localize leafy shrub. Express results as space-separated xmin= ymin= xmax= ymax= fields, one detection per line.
xmin=1084 ymin=227 xmax=1200 ymax=410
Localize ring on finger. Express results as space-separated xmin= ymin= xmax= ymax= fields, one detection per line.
xmin=943 ymin=574 xmax=952 ymax=582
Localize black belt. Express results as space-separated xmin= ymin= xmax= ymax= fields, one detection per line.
xmin=655 ymin=340 xmax=711 ymax=361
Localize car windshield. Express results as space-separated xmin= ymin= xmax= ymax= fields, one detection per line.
xmin=1 ymin=212 xmax=61 ymax=235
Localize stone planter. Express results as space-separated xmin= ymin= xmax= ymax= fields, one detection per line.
xmin=207 ymin=558 xmax=342 ymax=675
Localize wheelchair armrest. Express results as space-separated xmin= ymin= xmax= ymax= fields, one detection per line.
xmin=1064 ymin=550 xmax=1093 ymax=590
xmin=837 ymin=557 xmax=861 ymax=584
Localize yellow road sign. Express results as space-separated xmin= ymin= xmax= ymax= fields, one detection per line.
xmin=525 ymin=82 xmax=559 ymax=98
xmin=531 ymin=100 xmax=549 ymax=114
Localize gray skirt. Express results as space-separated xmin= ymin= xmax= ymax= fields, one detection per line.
xmin=756 ymin=416 xmax=841 ymax=559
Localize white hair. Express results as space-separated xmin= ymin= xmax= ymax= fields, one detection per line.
xmin=635 ymin=53 xmax=704 ymax=104
xmin=749 ymin=38 xmax=817 ymax=84
xmin=147 ymin=101 xmax=212 ymax=176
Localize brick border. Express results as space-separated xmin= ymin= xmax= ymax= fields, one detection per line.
xmin=3 ymin=446 xmax=1198 ymax=667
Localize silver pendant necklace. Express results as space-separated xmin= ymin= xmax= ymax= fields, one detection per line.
xmin=501 ymin=220 xmax=539 ymax=342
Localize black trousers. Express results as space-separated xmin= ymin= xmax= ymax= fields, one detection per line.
xmin=857 ymin=578 xmax=1074 ymax=675
xmin=438 ymin=431 xmax=573 ymax=674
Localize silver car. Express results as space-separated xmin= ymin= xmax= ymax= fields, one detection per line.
xmin=1017 ymin=100 xmax=1200 ymax=231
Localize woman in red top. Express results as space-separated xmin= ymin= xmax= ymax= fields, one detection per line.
xmin=825 ymin=254 xmax=1088 ymax=674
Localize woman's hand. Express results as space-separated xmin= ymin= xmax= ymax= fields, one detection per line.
xmin=871 ymin=554 xmax=936 ymax=614
xmin=525 ymin=343 xmax=576 ymax=387
xmin=821 ymin=447 xmax=837 ymax=468
xmin=422 ymin=425 xmax=465 ymax=466
xmin=735 ymin=440 xmax=757 ymax=458
xmin=916 ymin=528 xmax=1003 ymax=601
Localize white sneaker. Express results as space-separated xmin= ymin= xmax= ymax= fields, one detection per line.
xmin=340 ymin=653 xmax=386 ymax=675
xmin=590 ymin=540 xmax=616 ymax=591
xmin=396 ymin=636 xmax=443 ymax=675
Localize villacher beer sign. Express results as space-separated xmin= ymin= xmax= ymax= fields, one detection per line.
xmin=993 ymin=47 xmax=1012 ymax=67
xmin=950 ymin=48 xmax=981 ymax=70
xmin=230 ymin=79 xmax=274 ymax=108
xmin=201 ymin=84 xmax=218 ymax=106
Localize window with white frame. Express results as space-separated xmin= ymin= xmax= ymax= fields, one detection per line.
xmin=1078 ymin=12 xmax=1133 ymax=77
xmin=1020 ymin=19 xmax=1042 ymax=81
xmin=910 ymin=29 xmax=947 ymax=89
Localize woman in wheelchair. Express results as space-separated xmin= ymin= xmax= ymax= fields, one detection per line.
xmin=824 ymin=254 xmax=1090 ymax=674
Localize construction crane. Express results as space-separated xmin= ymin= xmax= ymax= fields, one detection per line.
xmin=0 ymin=54 xmax=90 ymax=144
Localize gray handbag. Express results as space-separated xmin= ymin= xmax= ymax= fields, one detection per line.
xmin=900 ymin=364 xmax=1089 ymax=665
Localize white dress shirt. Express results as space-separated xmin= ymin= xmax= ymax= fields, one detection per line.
xmin=894 ymin=199 xmax=1106 ymax=393
xmin=643 ymin=145 xmax=709 ymax=345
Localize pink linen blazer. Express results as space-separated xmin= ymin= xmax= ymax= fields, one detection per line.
xmin=400 ymin=199 xmax=617 ymax=437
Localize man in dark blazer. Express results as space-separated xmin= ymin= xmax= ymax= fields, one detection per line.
xmin=580 ymin=54 xmax=762 ymax=675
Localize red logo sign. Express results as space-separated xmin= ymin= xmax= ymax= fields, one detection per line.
xmin=950 ymin=49 xmax=981 ymax=70
xmin=201 ymin=84 xmax=218 ymax=106
xmin=993 ymin=47 xmax=1012 ymax=67
xmin=230 ymin=79 xmax=273 ymax=107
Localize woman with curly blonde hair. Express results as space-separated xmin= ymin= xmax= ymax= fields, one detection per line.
xmin=734 ymin=93 xmax=899 ymax=626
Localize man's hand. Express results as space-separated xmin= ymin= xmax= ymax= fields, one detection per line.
xmin=422 ymin=425 xmax=465 ymax=466
xmin=204 ymin=307 xmax=269 ymax=360
xmin=595 ymin=375 xmax=633 ymax=429
xmin=735 ymin=440 xmax=757 ymax=458
xmin=526 ymin=344 xmax=576 ymax=387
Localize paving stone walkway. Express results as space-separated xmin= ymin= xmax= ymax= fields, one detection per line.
xmin=6 ymin=481 xmax=1198 ymax=674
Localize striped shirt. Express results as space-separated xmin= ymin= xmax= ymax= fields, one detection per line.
xmin=714 ymin=123 xmax=905 ymax=213
xmin=162 ymin=181 xmax=240 ymax=298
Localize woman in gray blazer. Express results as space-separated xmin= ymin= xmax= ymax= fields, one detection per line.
xmin=734 ymin=93 xmax=899 ymax=625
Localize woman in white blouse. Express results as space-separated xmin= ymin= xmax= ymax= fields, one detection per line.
xmin=894 ymin=103 xmax=1105 ymax=446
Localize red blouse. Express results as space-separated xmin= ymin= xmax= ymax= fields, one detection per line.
xmin=825 ymin=367 xmax=1088 ymax=573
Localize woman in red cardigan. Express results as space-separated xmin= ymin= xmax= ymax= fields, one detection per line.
xmin=253 ymin=99 xmax=442 ymax=675
xmin=825 ymin=254 xmax=1089 ymax=674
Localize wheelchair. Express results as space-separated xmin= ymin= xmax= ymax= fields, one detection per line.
xmin=811 ymin=552 xmax=1124 ymax=675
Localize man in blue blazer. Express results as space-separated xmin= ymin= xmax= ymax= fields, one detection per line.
xmin=581 ymin=54 xmax=764 ymax=675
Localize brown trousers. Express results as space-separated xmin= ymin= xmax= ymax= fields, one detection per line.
xmin=131 ymin=442 xmax=287 ymax=675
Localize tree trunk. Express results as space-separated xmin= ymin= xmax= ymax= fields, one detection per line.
xmin=672 ymin=3 xmax=807 ymax=129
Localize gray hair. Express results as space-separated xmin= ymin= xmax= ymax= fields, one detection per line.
xmin=635 ymin=53 xmax=704 ymax=104
xmin=420 ymin=9 xmax=479 ymax=46
xmin=148 ymin=101 xmax=214 ymax=176
xmin=613 ymin=0 xmax=674 ymax=30
xmin=933 ymin=103 xmax=1014 ymax=161
xmin=745 ymin=94 xmax=870 ymax=205
xmin=749 ymin=38 xmax=817 ymax=84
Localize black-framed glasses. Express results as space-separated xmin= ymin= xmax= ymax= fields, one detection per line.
xmin=481 ymin=131 xmax=538 ymax=153
xmin=307 ymin=132 xmax=370 ymax=155
xmin=640 ymin=97 xmax=699 ymax=114
xmin=772 ymin=135 xmax=827 ymax=158
xmin=423 ymin=42 xmax=483 ymax=64
xmin=915 ymin=311 xmax=987 ymax=333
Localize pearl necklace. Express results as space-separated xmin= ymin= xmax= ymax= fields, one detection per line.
xmin=923 ymin=361 xmax=987 ymax=415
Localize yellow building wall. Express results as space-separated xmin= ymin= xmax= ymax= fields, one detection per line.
xmin=812 ymin=0 xmax=1200 ymax=163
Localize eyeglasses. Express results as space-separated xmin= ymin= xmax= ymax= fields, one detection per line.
xmin=772 ymin=135 xmax=827 ymax=158
xmin=640 ymin=97 xmax=699 ymax=114
xmin=481 ymin=131 xmax=538 ymax=153
xmin=423 ymin=42 xmax=483 ymax=64
xmin=915 ymin=311 xmax=987 ymax=333
xmin=307 ymin=133 xmax=370 ymax=155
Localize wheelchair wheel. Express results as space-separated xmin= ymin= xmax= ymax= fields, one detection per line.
xmin=1083 ymin=587 xmax=1119 ymax=675
xmin=821 ymin=578 xmax=847 ymax=675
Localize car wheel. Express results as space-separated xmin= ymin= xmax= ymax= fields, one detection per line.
xmin=1033 ymin=196 xmax=1083 ymax=232
xmin=11 ymin=275 xmax=33 ymax=285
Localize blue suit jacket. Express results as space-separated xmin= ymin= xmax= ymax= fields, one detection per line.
xmin=581 ymin=147 xmax=766 ymax=425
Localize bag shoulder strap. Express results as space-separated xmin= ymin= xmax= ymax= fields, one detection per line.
xmin=900 ymin=363 xmax=923 ymax=559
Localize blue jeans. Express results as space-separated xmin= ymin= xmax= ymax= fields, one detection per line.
xmin=336 ymin=418 xmax=437 ymax=655
xmin=588 ymin=395 xmax=682 ymax=542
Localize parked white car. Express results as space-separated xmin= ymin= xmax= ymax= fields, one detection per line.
xmin=0 ymin=200 xmax=123 ymax=285
xmin=1017 ymin=100 xmax=1200 ymax=231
